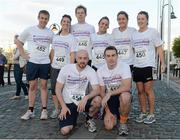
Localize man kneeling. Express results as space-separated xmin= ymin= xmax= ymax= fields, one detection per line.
xmin=97 ymin=46 xmax=132 ymax=135
xmin=56 ymin=50 xmax=101 ymax=135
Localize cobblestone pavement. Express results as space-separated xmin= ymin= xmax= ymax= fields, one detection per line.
xmin=0 ymin=80 xmax=180 ymax=139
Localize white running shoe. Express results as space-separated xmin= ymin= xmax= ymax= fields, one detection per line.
xmin=135 ymin=112 xmax=148 ymax=123
xmin=40 ymin=109 xmax=48 ymax=120
xmin=144 ymin=114 xmax=156 ymax=124
xmin=10 ymin=96 xmax=21 ymax=100
xmin=21 ymin=110 xmax=35 ymax=120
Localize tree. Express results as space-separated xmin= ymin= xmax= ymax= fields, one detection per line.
xmin=172 ymin=36 xmax=180 ymax=58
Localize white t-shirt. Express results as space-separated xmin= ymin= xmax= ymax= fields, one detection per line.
xmin=97 ymin=62 xmax=131 ymax=93
xmin=51 ymin=34 xmax=77 ymax=69
xmin=91 ymin=33 xmax=114 ymax=69
xmin=111 ymin=27 xmax=136 ymax=65
xmin=132 ymin=28 xmax=163 ymax=68
xmin=18 ymin=25 xmax=54 ymax=64
xmin=57 ymin=64 xmax=99 ymax=104
xmin=71 ymin=23 xmax=95 ymax=59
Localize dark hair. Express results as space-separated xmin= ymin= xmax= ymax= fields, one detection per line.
xmin=117 ymin=11 xmax=129 ymax=20
xmin=75 ymin=5 xmax=87 ymax=15
xmin=61 ymin=14 xmax=72 ymax=23
xmin=137 ymin=11 xmax=149 ymax=25
xmin=104 ymin=46 xmax=118 ymax=56
xmin=59 ymin=14 xmax=72 ymax=34
xmin=98 ymin=16 xmax=109 ymax=25
xmin=14 ymin=34 xmax=19 ymax=39
xmin=38 ymin=10 xmax=50 ymax=18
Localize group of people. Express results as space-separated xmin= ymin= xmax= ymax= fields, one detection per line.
xmin=13 ymin=5 xmax=165 ymax=136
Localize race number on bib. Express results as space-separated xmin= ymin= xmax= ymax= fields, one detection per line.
xmin=69 ymin=90 xmax=86 ymax=106
xmin=54 ymin=56 xmax=67 ymax=68
xmin=78 ymin=37 xmax=90 ymax=50
xmin=95 ymin=53 xmax=104 ymax=60
xmin=35 ymin=45 xmax=48 ymax=56
xmin=107 ymin=83 xmax=120 ymax=93
xmin=117 ymin=45 xmax=130 ymax=59
xmin=93 ymin=47 xmax=105 ymax=65
xmin=135 ymin=47 xmax=147 ymax=63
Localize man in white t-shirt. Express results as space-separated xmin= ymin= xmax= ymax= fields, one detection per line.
xmin=71 ymin=5 xmax=95 ymax=66
xmin=16 ymin=10 xmax=54 ymax=120
xmin=97 ymin=46 xmax=132 ymax=136
xmin=56 ymin=50 xmax=101 ymax=135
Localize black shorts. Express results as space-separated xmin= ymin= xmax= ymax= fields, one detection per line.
xmin=59 ymin=99 xmax=92 ymax=129
xmin=26 ymin=62 xmax=50 ymax=81
xmin=133 ymin=66 xmax=153 ymax=83
xmin=50 ymin=67 xmax=60 ymax=95
xmin=107 ymin=95 xmax=120 ymax=117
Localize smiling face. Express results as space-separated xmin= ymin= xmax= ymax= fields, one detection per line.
xmin=61 ymin=17 xmax=71 ymax=32
xmin=117 ymin=14 xmax=128 ymax=29
xmin=38 ymin=13 xmax=49 ymax=29
xmin=137 ymin=13 xmax=148 ymax=30
xmin=98 ymin=18 xmax=109 ymax=34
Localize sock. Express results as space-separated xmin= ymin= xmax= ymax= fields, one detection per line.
xmin=29 ymin=107 xmax=34 ymax=112
xmin=42 ymin=107 xmax=47 ymax=110
xmin=120 ymin=115 xmax=128 ymax=124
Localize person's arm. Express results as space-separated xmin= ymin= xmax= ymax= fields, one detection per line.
xmin=99 ymin=85 xmax=111 ymax=113
xmin=102 ymin=78 xmax=131 ymax=108
xmin=77 ymin=84 xmax=100 ymax=112
xmin=16 ymin=39 xmax=29 ymax=60
xmin=157 ymin=46 xmax=166 ymax=73
xmin=86 ymin=84 xmax=100 ymax=99
xmin=56 ymin=81 xmax=71 ymax=120
xmin=49 ymin=49 xmax=54 ymax=64
xmin=109 ymin=78 xmax=131 ymax=96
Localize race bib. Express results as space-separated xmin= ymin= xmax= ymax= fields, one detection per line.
xmin=107 ymin=83 xmax=120 ymax=93
xmin=94 ymin=48 xmax=105 ymax=65
xmin=35 ymin=45 xmax=48 ymax=56
xmin=69 ymin=90 xmax=86 ymax=106
xmin=53 ymin=47 xmax=68 ymax=68
xmin=54 ymin=55 xmax=67 ymax=68
xmin=116 ymin=45 xmax=130 ymax=59
xmin=78 ymin=37 xmax=90 ymax=50
xmin=135 ymin=47 xmax=147 ymax=63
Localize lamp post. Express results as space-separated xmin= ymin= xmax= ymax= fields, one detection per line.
xmin=158 ymin=0 xmax=177 ymax=87
xmin=49 ymin=23 xmax=60 ymax=34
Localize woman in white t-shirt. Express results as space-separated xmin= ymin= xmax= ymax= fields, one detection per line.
xmin=111 ymin=11 xmax=136 ymax=72
xmin=49 ymin=14 xmax=76 ymax=119
xmin=132 ymin=11 xmax=166 ymax=124
xmin=91 ymin=16 xmax=113 ymax=71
